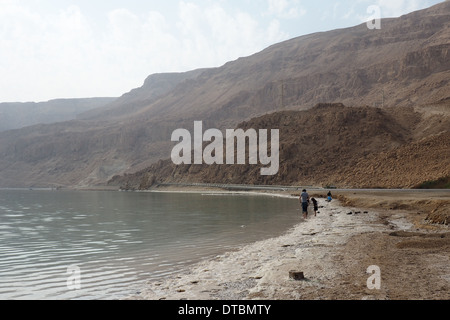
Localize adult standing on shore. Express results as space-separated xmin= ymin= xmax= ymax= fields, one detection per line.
xmin=300 ymin=189 xmax=310 ymax=219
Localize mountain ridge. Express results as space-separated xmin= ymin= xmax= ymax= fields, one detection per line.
xmin=0 ymin=2 xmax=449 ymax=188
xmin=0 ymin=98 xmax=116 ymax=132
xmin=109 ymin=103 xmax=449 ymax=189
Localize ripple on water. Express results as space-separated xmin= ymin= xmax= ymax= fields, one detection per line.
xmin=0 ymin=190 xmax=299 ymax=299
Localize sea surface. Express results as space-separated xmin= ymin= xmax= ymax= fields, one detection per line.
xmin=0 ymin=189 xmax=299 ymax=300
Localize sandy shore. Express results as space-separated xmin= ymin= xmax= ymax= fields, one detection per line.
xmin=129 ymin=189 xmax=449 ymax=300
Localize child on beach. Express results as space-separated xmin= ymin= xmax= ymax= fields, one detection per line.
xmin=311 ymin=198 xmax=318 ymax=217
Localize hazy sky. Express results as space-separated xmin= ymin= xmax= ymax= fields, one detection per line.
xmin=0 ymin=0 xmax=444 ymax=102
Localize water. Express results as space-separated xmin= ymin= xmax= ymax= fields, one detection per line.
xmin=0 ymin=190 xmax=299 ymax=300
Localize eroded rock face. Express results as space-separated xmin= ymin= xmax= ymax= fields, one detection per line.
xmin=1 ymin=2 xmax=450 ymax=188
xmin=113 ymin=103 xmax=449 ymax=190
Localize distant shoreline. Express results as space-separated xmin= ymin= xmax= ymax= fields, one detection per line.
xmin=2 ymin=185 xmax=449 ymax=223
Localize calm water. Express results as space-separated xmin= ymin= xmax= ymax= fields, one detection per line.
xmin=0 ymin=190 xmax=299 ymax=300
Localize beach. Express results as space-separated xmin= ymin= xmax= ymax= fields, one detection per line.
xmin=130 ymin=189 xmax=449 ymax=300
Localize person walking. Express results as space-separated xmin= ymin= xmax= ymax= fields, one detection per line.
xmin=311 ymin=198 xmax=318 ymax=217
xmin=300 ymin=189 xmax=310 ymax=219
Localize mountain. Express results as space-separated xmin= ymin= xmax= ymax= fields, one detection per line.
xmin=77 ymin=69 xmax=207 ymax=122
xmin=0 ymin=71 xmax=209 ymax=187
xmin=0 ymin=2 xmax=449 ymax=188
xmin=109 ymin=103 xmax=450 ymax=189
xmin=0 ymin=98 xmax=116 ymax=132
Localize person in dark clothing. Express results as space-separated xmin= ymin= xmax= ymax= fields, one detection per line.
xmin=311 ymin=198 xmax=318 ymax=217
xmin=327 ymin=191 xmax=333 ymax=202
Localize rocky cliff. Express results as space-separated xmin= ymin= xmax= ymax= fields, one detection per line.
xmin=110 ymin=102 xmax=449 ymax=189
xmin=0 ymin=2 xmax=449 ymax=188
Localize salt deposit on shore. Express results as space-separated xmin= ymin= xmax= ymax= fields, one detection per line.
xmin=130 ymin=191 xmax=449 ymax=300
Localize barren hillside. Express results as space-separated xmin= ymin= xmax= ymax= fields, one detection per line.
xmin=110 ymin=103 xmax=449 ymax=189
xmin=0 ymin=98 xmax=115 ymax=132
xmin=0 ymin=2 xmax=449 ymax=188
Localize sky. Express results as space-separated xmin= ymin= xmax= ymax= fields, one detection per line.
xmin=0 ymin=0 xmax=445 ymax=102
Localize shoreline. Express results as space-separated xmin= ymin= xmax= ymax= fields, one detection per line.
xmin=128 ymin=188 xmax=449 ymax=300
